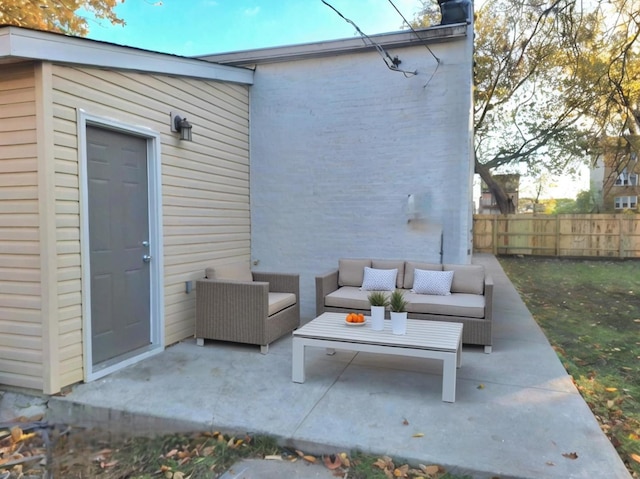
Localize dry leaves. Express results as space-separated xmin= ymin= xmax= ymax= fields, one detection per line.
xmin=372 ymin=455 xmax=443 ymax=478
xmin=0 ymin=419 xmax=49 ymax=477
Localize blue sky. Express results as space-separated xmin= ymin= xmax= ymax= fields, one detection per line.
xmin=84 ymin=0 xmax=425 ymax=57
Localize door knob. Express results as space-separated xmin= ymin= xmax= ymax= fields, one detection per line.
xmin=143 ymin=255 xmax=152 ymax=263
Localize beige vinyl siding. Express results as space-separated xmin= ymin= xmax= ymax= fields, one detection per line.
xmin=0 ymin=62 xmax=43 ymax=391
xmin=51 ymin=65 xmax=250 ymax=385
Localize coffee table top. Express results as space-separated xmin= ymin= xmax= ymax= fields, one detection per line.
xmin=294 ymin=312 xmax=462 ymax=352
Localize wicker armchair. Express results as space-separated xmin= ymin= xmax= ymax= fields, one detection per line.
xmin=195 ymin=269 xmax=300 ymax=354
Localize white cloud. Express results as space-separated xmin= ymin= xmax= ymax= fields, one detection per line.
xmin=244 ymin=6 xmax=260 ymax=16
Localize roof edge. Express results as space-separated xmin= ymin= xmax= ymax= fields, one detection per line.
xmin=0 ymin=26 xmax=254 ymax=84
xmin=197 ymin=24 xmax=468 ymax=66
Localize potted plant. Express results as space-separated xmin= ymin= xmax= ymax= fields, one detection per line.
xmin=389 ymin=290 xmax=408 ymax=335
xmin=367 ymin=291 xmax=389 ymax=331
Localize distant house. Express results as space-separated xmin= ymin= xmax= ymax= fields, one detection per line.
xmin=477 ymin=174 xmax=520 ymax=214
xmin=591 ymin=136 xmax=640 ymax=212
xmin=0 ymin=18 xmax=474 ymax=394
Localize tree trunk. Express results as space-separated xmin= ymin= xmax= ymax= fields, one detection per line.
xmin=475 ymin=156 xmax=515 ymax=214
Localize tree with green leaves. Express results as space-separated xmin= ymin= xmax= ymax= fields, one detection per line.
xmin=0 ymin=0 xmax=125 ymax=36
xmin=414 ymin=0 xmax=640 ymax=213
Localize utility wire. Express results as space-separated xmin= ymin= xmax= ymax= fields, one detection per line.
xmin=321 ymin=0 xmax=417 ymax=76
xmin=386 ymin=0 xmax=440 ymax=64
xmin=386 ymin=0 xmax=442 ymax=88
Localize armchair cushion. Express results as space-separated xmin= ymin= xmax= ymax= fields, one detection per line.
xmin=205 ymin=262 xmax=253 ymax=282
xmin=268 ymin=292 xmax=297 ymax=316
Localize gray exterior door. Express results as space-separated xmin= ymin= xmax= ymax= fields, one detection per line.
xmin=86 ymin=126 xmax=151 ymax=366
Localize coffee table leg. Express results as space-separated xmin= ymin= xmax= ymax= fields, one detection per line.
xmin=292 ymin=337 xmax=306 ymax=383
xmin=442 ymin=353 xmax=457 ymax=403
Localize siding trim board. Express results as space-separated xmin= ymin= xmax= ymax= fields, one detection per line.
xmin=35 ymin=62 xmax=59 ymax=394
xmin=77 ymin=111 xmax=165 ymax=382
xmin=0 ymin=27 xmax=254 ymax=86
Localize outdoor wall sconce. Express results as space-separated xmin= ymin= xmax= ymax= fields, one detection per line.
xmin=170 ymin=111 xmax=193 ymax=141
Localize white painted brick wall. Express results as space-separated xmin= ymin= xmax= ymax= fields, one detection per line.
xmin=249 ymin=34 xmax=474 ymax=319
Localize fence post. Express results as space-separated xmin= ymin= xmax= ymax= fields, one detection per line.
xmin=619 ymin=216 xmax=624 ymax=258
xmin=492 ymin=215 xmax=497 ymax=255
xmin=555 ymin=215 xmax=560 ymax=256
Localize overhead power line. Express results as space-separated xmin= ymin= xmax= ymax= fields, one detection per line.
xmin=386 ymin=0 xmax=440 ymax=64
xmin=321 ymin=0 xmax=417 ymax=76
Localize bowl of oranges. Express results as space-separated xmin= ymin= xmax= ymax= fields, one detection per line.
xmin=345 ymin=312 xmax=366 ymax=326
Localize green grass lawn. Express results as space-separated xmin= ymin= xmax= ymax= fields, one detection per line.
xmin=499 ymin=256 xmax=640 ymax=477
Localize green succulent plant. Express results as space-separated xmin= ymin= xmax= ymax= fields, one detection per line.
xmin=389 ymin=290 xmax=407 ymax=313
xmin=367 ymin=291 xmax=390 ymax=307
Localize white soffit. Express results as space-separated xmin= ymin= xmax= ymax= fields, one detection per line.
xmin=0 ymin=26 xmax=253 ymax=85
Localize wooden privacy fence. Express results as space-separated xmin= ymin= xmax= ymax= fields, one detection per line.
xmin=473 ymin=214 xmax=640 ymax=258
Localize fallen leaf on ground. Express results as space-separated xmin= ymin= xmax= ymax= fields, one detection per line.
xmin=412 ymin=433 xmax=424 ymax=438
xmin=302 ymin=455 xmax=316 ymax=463
xmin=630 ymin=453 xmax=640 ymax=464
xmin=393 ymin=464 xmax=409 ymax=477
xmin=419 ymin=464 xmax=440 ymax=474
xmin=374 ymin=456 xmax=394 ymax=470
xmin=562 ymin=452 xmax=579 ymax=460
xmin=165 ymin=449 xmax=178 ymax=458
xmin=264 ymin=455 xmax=282 ymax=460
xmin=402 ymin=418 xmax=409 ymax=425
xmin=323 ymin=454 xmax=342 ymax=470
xmin=605 ymin=387 xmax=618 ymax=392
xmin=477 ymin=384 xmax=485 ymax=389
xmin=10 ymin=426 xmax=22 ymax=442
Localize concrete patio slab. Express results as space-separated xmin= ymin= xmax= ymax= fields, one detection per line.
xmin=44 ymin=254 xmax=632 ymax=479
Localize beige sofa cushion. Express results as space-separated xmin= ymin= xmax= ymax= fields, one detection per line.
xmin=372 ymin=259 xmax=406 ymax=288
xmin=205 ymin=262 xmax=253 ymax=282
xmin=325 ymin=286 xmax=371 ymax=310
xmin=404 ymin=261 xmax=442 ymax=289
xmin=268 ymin=292 xmax=296 ymax=316
xmin=405 ymin=292 xmax=485 ymax=318
xmin=338 ymin=259 xmax=372 ymax=287
xmin=444 ymin=264 xmax=485 ymax=295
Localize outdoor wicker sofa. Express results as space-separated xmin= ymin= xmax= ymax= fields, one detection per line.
xmin=316 ymin=259 xmax=494 ymax=353
xmin=195 ymin=262 xmax=300 ymax=353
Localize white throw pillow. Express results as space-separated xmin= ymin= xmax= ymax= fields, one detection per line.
xmin=412 ymin=269 xmax=454 ymax=296
xmin=361 ymin=267 xmax=398 ymax=291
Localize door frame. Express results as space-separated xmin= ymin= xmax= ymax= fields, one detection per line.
xmin=77 ymin=110 xmax=165 ymax=382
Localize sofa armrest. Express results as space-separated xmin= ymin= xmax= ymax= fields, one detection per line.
xmin=252 ymin=272 xmax=299 ymax=296
xmin=316 ymin=269 xmax=339 ymax=316
xmin=484 ymin=274 xmax=494 ymax=321
xmin=195 ymin=279 xmax=270 ymax=338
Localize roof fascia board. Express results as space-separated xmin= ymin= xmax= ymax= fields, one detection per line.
xmin=0 ymin=26 xmax=253 ymax=85
xmin=198 ymin=24 xmax=468 ymax=66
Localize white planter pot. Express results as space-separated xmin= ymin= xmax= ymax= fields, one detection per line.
xmin=390 ymin=311 xmax=407 ymax=335
xmin=370 ymin=306 xmax=385 ymax=331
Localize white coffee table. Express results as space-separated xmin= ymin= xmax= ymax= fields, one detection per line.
xmin=292 ymin=312 xmax=463 ymax=402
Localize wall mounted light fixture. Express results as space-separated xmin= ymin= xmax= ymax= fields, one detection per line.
xmin=170 ymin=111 xmax=193 ymax=141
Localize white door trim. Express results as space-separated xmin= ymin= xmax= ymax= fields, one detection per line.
xmin=77 ymin=110 xmax=165 ymax=382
